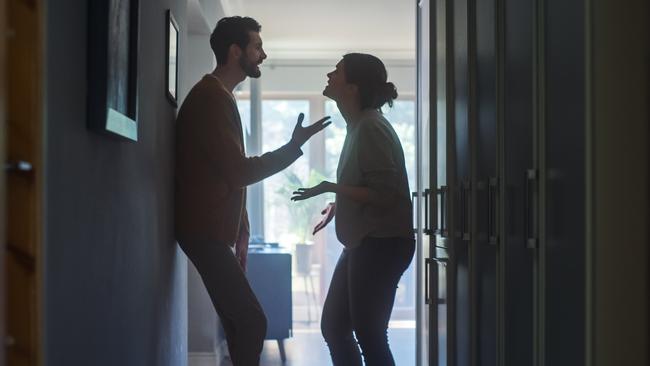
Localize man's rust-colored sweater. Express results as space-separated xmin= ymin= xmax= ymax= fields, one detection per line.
xmin=175 ymin=75 xmax=302 ymax=246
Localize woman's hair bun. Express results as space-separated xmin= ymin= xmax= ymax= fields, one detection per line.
xmin=342 ymin=53 xmax=399 ymax=109
xmin=382 ymin=82 xmax=398 ymax=107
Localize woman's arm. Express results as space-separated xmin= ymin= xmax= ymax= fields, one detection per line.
xmin=291 ymin=181 xmax=395 ymax=206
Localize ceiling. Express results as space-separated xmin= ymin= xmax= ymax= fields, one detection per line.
xmin=216 ymin=0 xmax=416 ymax=61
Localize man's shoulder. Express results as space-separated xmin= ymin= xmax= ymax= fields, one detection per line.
xmin=178 ymin=77 xmax=234 ymax=116
xmin=188 ymin=76 xmax=231 ymax=100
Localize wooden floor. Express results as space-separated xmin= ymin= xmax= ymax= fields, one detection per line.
xmin=258 ymin=322 xmax=416 ymax=366
xmin=191 ymin=283 xmax=417 ymax=366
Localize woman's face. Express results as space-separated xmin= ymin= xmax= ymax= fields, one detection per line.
xmin=323 ymin=60 xmax=352 ymax=102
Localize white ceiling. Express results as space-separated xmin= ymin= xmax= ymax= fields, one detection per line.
xmin=216 ymin=0 xmax=416 ymax=61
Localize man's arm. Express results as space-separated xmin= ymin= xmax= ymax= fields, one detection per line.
xmin=204 ymin=98 xmax=329 ymax=189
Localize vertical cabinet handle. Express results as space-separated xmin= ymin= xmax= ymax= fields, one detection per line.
xmin=435 ymin=186 xmax=448 ymax=237
xmin=424 ymin=189 xmax=433 ymax=235
xmin=525 ymin=169 xmax=537 ymax=248
xmin=425 ymin=258 xmax=432 ymax=305
xmin=412 ymin=191 xmax=418 ymax=233
xmin=427 ymin=257 xmax=448 ymax=305
xmin=462 ymin=181 xmax=471 ymax=241
xmin=488 ymin=177 xmax=499 ymax=245
xmin=455 ymin=183 xmax=464 ymax=239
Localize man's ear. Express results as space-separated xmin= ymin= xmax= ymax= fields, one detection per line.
xmin=228 ymin=43 xmax=242 ymax=63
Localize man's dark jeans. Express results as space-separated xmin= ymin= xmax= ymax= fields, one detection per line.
xmin=180 ymin=241 xmax=267 ymax=366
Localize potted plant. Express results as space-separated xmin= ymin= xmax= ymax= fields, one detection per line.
xmin=275 ymin=169 xmax=332 ymax=273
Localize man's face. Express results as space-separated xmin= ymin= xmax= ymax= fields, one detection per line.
xmin=239 ymin=31 xmax=267 ymax=78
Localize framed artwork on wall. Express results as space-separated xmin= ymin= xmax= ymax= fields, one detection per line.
xmin=166 ymin=9 xmax=179 ymax=107
xmin=87 ymin=0 xmax=140 ymax=141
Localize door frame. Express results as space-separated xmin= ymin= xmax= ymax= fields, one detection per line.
xmin=0 ymin=0 xmax=6 ymax=363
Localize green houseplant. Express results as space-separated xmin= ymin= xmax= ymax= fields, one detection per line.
xmin=275 ymin=169 xmax=332 ymax=246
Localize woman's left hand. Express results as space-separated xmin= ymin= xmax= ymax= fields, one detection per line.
xmin=291 ymin=181 xmax=335 ymax=201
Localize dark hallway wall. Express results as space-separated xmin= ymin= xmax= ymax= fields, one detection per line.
xmin=44 ymin=0 xmax=188 ymax=365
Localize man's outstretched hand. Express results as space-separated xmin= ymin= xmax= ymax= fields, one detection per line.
xmin=290 ymin=113 xmax=331 ymax=148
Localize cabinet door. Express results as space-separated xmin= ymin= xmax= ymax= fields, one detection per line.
xmin=474 ymin=0 xmax=498 ymax=364
xmin=451 ymin=0 xmax=472 ymax=364
xmin=543 ymin=0 xmax=586 ymax=364
xmin=433 ymin=0 xmax=452 ymax=364
xmin=502 ymin=0 xmax=535 ymax=364
xmin=417 ymin=0 xmax=433 ymax=364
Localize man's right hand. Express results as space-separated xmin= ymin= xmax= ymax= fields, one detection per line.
xmin=290 ymin=113 xmax=332 ymax=148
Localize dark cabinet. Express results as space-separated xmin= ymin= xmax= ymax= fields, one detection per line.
xmin=246 ymin=247 xmax=292 ymax=342
xmin=502 ymin=0 xmax=535 ymax=364
xmin=429 ymin=0 xmax=588 ymax=365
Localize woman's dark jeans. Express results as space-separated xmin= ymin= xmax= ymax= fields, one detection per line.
xmin=321 ymin=236 xmax=415 ymax=366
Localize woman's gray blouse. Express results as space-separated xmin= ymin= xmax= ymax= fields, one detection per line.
xmin=335 ymin=109 xmax=414 ymax=248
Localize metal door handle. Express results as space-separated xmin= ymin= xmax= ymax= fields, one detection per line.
xmin=425 ymin=258 xmax=432 ymax=304
xmin=462 ymin=181 xmax=471 ymax=241
xmin=429 ymin=257 xmax=448 ymax=305
xmin=435 ymin=186 xmax=448 ymax=237
xmin=525 ymin=169 xmax=537 ymax=248
xmin=412 ymin=191 xmax=418 ymax=233
xmin=433 ymin=257 xmax=448 ymax=265
xmin=424 ymin=189 xmax=431 ymax=235
xmin=455 ymin=184 xmax=464 ymax=239
xmin=488 ymin=177 xmax=499 ymax=245
xmin=5 ymin=160 xmax=33 ymax=172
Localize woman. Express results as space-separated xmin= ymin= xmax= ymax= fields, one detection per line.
xmin=291 ymin=53 xmax=414 ymax=366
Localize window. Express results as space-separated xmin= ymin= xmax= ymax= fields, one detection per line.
xmin=237 ymin=95 xmax=417 ymax=318
xmin=260 ymin=100 xmax=312 ymax=245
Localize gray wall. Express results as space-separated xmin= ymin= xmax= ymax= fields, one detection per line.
xmin=44 ymin=1 xmax=188 ymax=365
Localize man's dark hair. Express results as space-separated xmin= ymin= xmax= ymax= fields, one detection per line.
xmin=210 ymin=16 xmax=262 ymax=66
xmin=342 ymin=53 xmax=398 ymax=110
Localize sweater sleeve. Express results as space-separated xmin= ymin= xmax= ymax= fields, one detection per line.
xmin=357 ymin=120 xmax=400 ymax=199
xmin=200 ymin=91 xmax=303 ymax=189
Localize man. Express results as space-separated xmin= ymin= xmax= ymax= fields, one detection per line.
xmin=175 ymin=16 xmax=330 ymax=365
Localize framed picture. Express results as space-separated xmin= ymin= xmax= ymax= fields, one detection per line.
xmin=87 ymin=0 xmax=140 ymax=141
xmin=166 ymin=10 xmax=179 ymax=107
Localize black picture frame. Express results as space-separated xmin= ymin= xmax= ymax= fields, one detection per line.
xmin=87 ymin=0 xmax=140 ymax=141
xmin=166 ymin=10 xmax=179 ymax=107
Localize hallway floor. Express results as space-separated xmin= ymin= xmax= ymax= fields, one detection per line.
xmin=258 ymin=321 xmax=416 ymax=366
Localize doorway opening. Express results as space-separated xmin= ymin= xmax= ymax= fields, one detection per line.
xmin=183 ymin=1 xmax=418 ymax=365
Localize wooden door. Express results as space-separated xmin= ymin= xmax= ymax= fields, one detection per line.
xmin=5 ymin=0 xmax=43 ymax=365
xmin=0 ymin=0 xmax=6 ymax=363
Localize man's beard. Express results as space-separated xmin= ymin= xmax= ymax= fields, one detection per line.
xmin=239 ymin=54 xmax=261 ymax=78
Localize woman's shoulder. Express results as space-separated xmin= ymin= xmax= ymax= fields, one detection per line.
xmin=358 ymin=111 xmax=396 ymax=143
